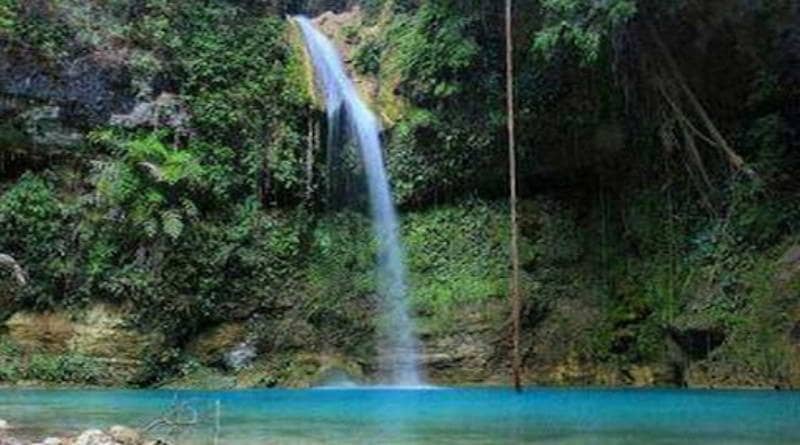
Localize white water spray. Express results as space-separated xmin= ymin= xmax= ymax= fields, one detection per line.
xmin=295 ymin=17 xmax=424 ymax=386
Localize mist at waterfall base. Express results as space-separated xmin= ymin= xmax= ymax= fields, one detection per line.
xmin=4 ymin=388 xmax=800 ymax=445
xmin=295 ymin=16 xmax=424 ymax=387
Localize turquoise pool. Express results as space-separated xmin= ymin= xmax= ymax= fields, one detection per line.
xmin=1 ymin=388 xmax=799 ymax=444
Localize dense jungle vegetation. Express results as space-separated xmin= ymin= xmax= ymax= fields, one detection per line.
xmin=0 ymin=0 xmax=799 ymax=388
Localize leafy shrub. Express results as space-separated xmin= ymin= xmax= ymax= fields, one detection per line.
xmin=0 ymin=173 xmax=70 ymax=308
xmin=354 ymin=38 xmax=383 ymax=75
xmin=25 ymin=353 xmax=105 ymax=384
xmin=0 ymin=0 xmax=15 ymax=32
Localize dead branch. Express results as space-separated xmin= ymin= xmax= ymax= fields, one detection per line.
xmin=0 ymin=253 xmax=27 ymax=286
xmin=143 ymin=400 xmax=199 ymax=436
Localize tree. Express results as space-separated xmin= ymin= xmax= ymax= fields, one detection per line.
xmin=506 ymin=0 xmax=522 ymax=392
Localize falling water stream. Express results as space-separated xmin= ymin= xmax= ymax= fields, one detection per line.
xmin=295 ymin=16 xmax=424 ymax=386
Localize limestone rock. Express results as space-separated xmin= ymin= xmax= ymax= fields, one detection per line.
xmin=3 ymin=304 xmax=164 ymax=384
xmin=6 ymin=312 xmax=75 ymax=353
xmin=69 ymin=305 xmax=159 ymax=362
xmin=73 ymin=430 xmax=116 ymax=445
xmin=22 ymin=106 xmax=84 ymax=148
xmin=108 ymin=425 xmax=140 ymax=445
xmin=110 ymin=93 xmax=192 ymax=137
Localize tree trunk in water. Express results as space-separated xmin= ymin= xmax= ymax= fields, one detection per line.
xmin=506 ymin=0 xmax=522 ymax=392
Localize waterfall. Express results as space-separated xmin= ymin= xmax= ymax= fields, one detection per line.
xmin=295 ymin=17 xmax=424 ymax=387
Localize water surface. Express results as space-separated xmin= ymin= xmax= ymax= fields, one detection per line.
xmin=2 ymin=388 xmax=799 ymax=444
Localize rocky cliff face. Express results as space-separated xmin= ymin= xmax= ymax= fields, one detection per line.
xmin=1 ymin=1 xmax=799 ymax=391
xmin=0 ymin=43 xmax=136 ymax=166
xmin=2 ymin=305 xmax=163 ymax=385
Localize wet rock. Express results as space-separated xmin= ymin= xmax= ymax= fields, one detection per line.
xmin=303 ymin=1 xmax=354 ymax=17
xmin=0 ymin=42 xmax=135 ymax=126
xmin=22 ymin=106 xmax=84 ymax=148
xmin=422 ymin=333 xmax=494 ymax=383
xmin=41 ymin=438 xmax=63 ymax=445
xmin=225 ymin=342 xmax=257 ymax=371
xmin=0 ymin=438 xmax=24 ymax=445
xmin=108 ymin=425 xmax=140 ymax=445
xmin=186 ymin=323 xmax=247 ymax=366
xmin=0 ymin=419 xmax=9 ymax=430
xmin=73 ymin=429 xmax=116 ymax=445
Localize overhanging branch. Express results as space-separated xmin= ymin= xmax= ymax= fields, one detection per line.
xmin=0 ymin=253 xmax=27 ymax=286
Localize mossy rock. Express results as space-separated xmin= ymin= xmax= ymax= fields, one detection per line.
xmin=235 ymin=353 xmax=365 ymax=388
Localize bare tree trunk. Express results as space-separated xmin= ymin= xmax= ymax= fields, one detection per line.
xmin=506 ymin=0 xmax=522 ymax=392
xmin=0 ymin=253 xmax=27 ymax=286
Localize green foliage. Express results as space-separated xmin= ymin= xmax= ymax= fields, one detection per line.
xmin=353 ymin=38 xmax=383 ymax=75
xmin=0 ymin=339 xmax=21 ymax=381
xmin=405 ymin=202 xmax=509 ymax=313
xmin=305 ymin=212 xmax=377 ymax=348
xmin=0 ymin=173 xmax=70 ymax=308
xmin=308 ymin=212 xmax=376 ymax=301
xmin=533 ymin=0 xmax=637 ymax=64
xmin=0 ymin=0 xmax=15 ymax=32
xmin=387 ymin=2 xmax=478 ymax=102
xmin=167 ymin=4 xmax=310 ymax=203
xmin=369 ymin=1 xmax=506 ymax=205
xmin=0 ymin=0 xmax=71 ymax=57
xmin=305 ymin=201 xmax=532 ymax=336
xmin=26 ymin=353 xmax=105 ymax=384
xmin=0 ymin=338 xmax=105 ymax=384
xmin=89 ymin=131 xmax=202 ymax=241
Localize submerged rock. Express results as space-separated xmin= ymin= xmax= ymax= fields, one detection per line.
xmin=0 ymin=419 xmax=9 ymax=430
